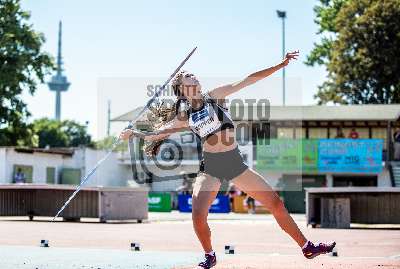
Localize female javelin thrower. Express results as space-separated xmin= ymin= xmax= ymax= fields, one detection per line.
xmin=120 ymin=51 xmax=336 ymax=269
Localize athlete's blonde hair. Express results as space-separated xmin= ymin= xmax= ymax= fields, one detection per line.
xmin=171 ymin=70 xmax=198 ymax=97
xmin=143 ymin=71 xmax=195 ymax=156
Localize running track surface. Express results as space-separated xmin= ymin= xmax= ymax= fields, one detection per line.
xmin=0 ymin=212 xmax=399 ymax=268
xmin=1 ymin=246 xmax=399 ymax=269
xmin=0 ymin=246 xmax=200 ymax=269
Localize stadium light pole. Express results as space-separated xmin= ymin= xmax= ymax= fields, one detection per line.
xmin=277 ymin=10 xmax=286 ymax=106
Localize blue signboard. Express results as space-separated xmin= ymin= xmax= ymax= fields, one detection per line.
xmin=178 ymin=194 xmax=230 ymax=213
xmin=318 ymin=139 xmax=383 ymax=173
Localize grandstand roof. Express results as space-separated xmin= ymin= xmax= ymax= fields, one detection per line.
xmin=112 ymin=104 xmax=400 ymax=122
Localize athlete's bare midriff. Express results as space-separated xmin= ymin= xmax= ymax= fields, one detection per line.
xmin=202 ymin=128 xmax=237 ymax=153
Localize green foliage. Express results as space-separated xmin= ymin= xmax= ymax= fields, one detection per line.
xmin=32 ymin=118 xmax=92 ymax=148
xmin=307 ymin=0 xmax=400 ymax=104
xmin=94 ymin=136 xmax=128 ymax=152
xmin=0 ymin=124 xmax=38 ymax=147
xmin=0 ymin=0 xmax=54 ymax=145
xmin=306 ymin=0 xmax=347 ymax=67
xmin=61 ymin=120 xmax=92 ymax=147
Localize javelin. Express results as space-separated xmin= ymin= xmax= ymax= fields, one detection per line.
xmin=52 ymin=47 xmax=197 ymax=221
xmin=127 ymin=46 xmax=197 ymax=128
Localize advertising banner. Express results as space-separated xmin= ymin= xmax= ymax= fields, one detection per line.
xmin=148 ymin=192 xmax=172 ymax=212
xmin=256 ymin=139 xmax=318 ymax=172
xmin=256 ymin=139 xmax=383 ymax=173
xmin=318 ymin=139 xmax=383 ymax=173
xmin=178 ymin=194 xmax=230 ymax=213
xmin=232 ymin=196 xmax=270 ymax=214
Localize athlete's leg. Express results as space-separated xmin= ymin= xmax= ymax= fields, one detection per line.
xmin=231 ymin=168 xmax=307 ymax=247
xmin=191 ymin=173 xmax=221 ymax=253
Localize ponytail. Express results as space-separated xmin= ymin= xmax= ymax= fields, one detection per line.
xmin=143 ymin=70 xmax=193 ymax=157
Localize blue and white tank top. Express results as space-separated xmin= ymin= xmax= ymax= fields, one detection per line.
xmin=184 ymin=92 xmax=234 ymax=140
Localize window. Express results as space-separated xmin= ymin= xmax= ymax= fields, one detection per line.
xmin=61 ymin=168 xmax=81 ymax=185
xmin=277 ymin=128 xmax=294 ymax=139
xmin=329 ymin=128 xmax=338 ymax=138
xmin=372 ymin=128 xmax=387 ymax=149
xmin=13 ymin=165 xmax=33 ymax=183
xmin=46 ymin=167 xmax=56 ymax=184
xmin=343 ymin=128 xmax=369 ymax=138
xmin=309 ymin=128 xmax=328 ymax=139
xmin=295 ymin=128 xmax=306 ymax=139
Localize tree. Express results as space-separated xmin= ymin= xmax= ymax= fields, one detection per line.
xmin=32 ymin=118 xmax=92 ymax=148
xmin=32 ymin=118 xmax=68 ymax=148
xmin=94 ymin=136 xmax=128 ymax=152
xmin=62 ymin=120 xmax=92 ymax=147
xmin=306 ymin=0 xmax=400 ymax=104
xmin=0 ymin=0 xmax=54 ymax=146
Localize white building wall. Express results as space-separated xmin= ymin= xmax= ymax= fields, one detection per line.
xmin=48 ymin=147 xmax=130 ymax=187
xmin=2 ymin=149 xmax=64 ymax=184
xmin=62 ymin=147 xmax=85 ymax=180
xmin=0 ymin=147 xmax=129 ymax=187
xmin=28 ymin=152 xmax=64 ymax=183
xmin=84 ymin=148 xmax=130 ymax=187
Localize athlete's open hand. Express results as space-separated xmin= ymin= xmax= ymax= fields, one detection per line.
xmin=282 ymin=50 xmax=299 ymax=67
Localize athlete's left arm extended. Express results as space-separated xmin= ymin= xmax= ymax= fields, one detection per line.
xmin=209 ymin=51 xmax=299 ymax=99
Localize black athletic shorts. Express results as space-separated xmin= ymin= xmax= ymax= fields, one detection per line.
xmin=199 ymin=146 xmax=248 ymax=181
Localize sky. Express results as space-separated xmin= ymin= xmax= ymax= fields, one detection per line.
xmin=20 ymin=0 xmax=327 ymax=139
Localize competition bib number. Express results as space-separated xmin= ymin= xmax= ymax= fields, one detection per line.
xmin=189 ymin=103 xmax=221 ymax=138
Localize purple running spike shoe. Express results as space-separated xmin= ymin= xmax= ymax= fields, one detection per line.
xmin=197 ymin=252 xmax=217 ymax=269
xmin=302 ymin=241 xmax=336 ymax=259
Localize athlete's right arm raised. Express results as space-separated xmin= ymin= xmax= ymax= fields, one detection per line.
xmin=119 ymin=115 xmax=189 ymax=141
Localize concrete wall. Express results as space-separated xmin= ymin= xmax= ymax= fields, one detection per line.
xmin=62 ymin=147 xmax=130 ymax=187
xmin=62 ymin=147 xmax=85 ymax=180
xmin=0 ymin=147 xmax=130 ymax=187
xmin=378 ymin=168 xmax=392 ymax=187
xmin=84 ymin=148 xmax=130 ymax=187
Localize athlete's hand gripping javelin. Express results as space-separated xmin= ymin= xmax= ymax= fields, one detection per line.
xmin=119 ymin=117 xmax=188 ymax=141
